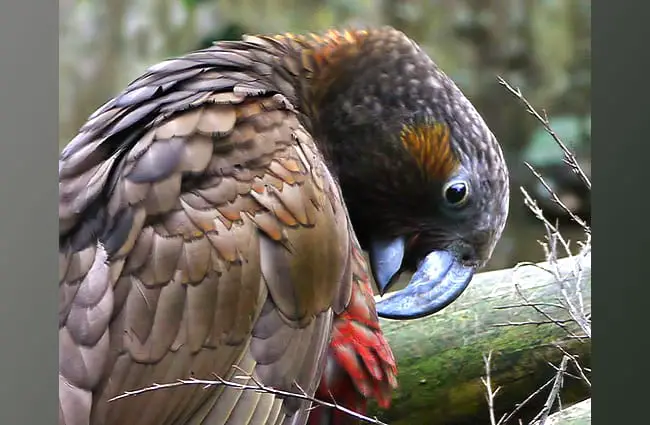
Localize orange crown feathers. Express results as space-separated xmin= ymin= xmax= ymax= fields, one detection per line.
xmin=306 ymin=29 xmax=369 ymax=68
xmin=400 ymin=122 xmax=460 ymax=181
xmin=270 ymin=29 xmax=370 ymax=109
xmin=272 ymin=29 xmax=369 ymax=68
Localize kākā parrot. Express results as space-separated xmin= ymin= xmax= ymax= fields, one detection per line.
xmin=59 ymin=27 xmax=509 ymax=425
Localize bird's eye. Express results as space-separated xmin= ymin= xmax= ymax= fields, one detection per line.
xmin=443 ymin=181 xmax=470 ymax=206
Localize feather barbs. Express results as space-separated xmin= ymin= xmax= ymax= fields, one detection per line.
xmin=307 ymin=29 xmax=369 ymax=68
xmin=400 ymin=121 xmax=460 ymax=181
xmin=271 ymin=29 xmax=370 ymax=112
xmin=272 ymin=29 xmax=369 ymax=68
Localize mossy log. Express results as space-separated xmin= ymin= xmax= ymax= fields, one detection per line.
xmin=369 ymin=254 xmax=591 ymax=425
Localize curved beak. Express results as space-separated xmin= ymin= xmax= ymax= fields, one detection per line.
xmin=369 ymin=238 xmax=476 ymax=320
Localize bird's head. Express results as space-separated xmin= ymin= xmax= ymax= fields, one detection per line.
xmin=281 ymin=27 xmax=510 ymax=320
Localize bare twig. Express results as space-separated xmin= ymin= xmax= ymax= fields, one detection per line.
xmin=484 ymin=79 xmax=592 ymax=425
xmin=482 ymin=351 xmax=577 ymax=425
xmin=517 ymin=283 xmax=582 ymax=339
xmin=519 ymin=188 xmax=592 ymax=338
xmin=481 ymin=351 xmax=501 ymax=425
xmin=499 ymin=76 xmax=592 ymax=338
xmin=532 ymin=356 xmax=569 ymax=425
xmin=498 ymin=377 xmax=556 ymax=425
xmin=495 ymin=265 xmax=585 ymax=341
xmin=520 ymin=188 xmax=574 ymax=259
xmin=107 ymin=366 xmax=388 ymax=425
xmin=494 ymin=302 xmax=568 ymax=311
xmin=554 ymin=345 xmax=591 ymax=388
xmin=524 ymin=162 xmax=590 ymax=233
xmin=492 ymin=319 xmax=575 ymax=328
xmin=497 ymin=76 xmax=591 ymax=191
xmin=488 ymin=239 xmax=590 ymax=424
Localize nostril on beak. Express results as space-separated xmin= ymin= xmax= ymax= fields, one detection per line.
xmin=457 ymin=245 xmax=477 ymax=266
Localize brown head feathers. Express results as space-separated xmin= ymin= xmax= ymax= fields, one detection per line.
xmin=400 ymin=121 xmax=459 ymax=181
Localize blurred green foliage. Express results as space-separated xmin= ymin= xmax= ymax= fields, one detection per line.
xmin=524 ymin=115 xmax=591 ymax=167
xmin=60 ymin=0 xmax=591 ymax=154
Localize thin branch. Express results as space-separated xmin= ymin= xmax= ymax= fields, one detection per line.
xmin=494 ymin=302 xmax=568 ymax=311
xmin=492 ymin=75 xmax=591 ymax=425
xmin=497 ymin=76 xmax=591 ymax=190
xmin=481 ymin=351 xmax=501 ymax=425
xmin=554 ymin=345 xmax=591 ymax=388
xmin=107 ymin=367 xmax=388 ymax=425
xmin=518 ymin=188 xmax=592 ymax=338
xmin=532 ymin=356 xmax=569 ymax=425
xmin=524 ymin=162 xmax=590 ymax=233
xmin=503 ymin=282 xmax=583 ymax=340
xmin=492 ymin=319 xmax=576 ymax=328
xmin=520 ymin=188 xmax=574 ymax=259
xmin=498 ymin=377 xmax=556 ymax=425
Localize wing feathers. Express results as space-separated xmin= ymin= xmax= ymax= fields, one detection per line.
xmin=59 ymin=42 xmax=358 ymax=425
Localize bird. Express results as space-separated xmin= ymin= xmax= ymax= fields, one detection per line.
xmin=59 ymin=26 xmax=509 ymax=425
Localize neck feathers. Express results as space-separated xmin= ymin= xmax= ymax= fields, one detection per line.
xmin=242 ymin=29 xmax=375 ymax=116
